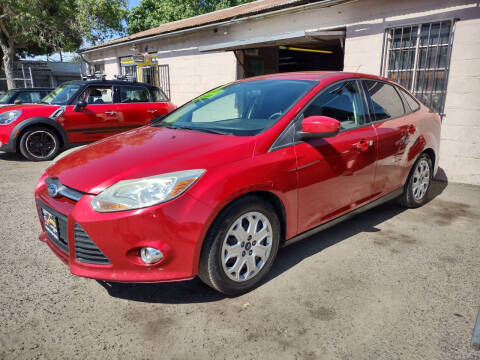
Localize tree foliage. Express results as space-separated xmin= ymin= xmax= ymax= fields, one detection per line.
xmin=127 ymin=0 xmax=255 ymax=35
xmin=0 ymin=0 xmax=127 ymax=89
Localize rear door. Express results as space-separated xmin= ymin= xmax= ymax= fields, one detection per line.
xmin=294 ymin=80 xmax=378 ymax=233
xmin=115 ymin=85 xmax=174 ymax=127
xmin=62 ymin=85 xmax=120 ymax=143
xmin=361 ymin=80 xmax=411 ymax=195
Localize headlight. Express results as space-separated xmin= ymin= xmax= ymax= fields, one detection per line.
xmin=0 ymin=110 xmax=22 ymax=125
xmin=91 ymin=169 xmax=205 ymax=212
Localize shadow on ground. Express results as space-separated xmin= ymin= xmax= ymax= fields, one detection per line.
xmin=0 ymin=152 xmax=27 ymax=162
xmin=99 ymin=173 xmax=448 ymax=304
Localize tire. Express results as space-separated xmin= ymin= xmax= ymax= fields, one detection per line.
xmin=198 ymin=195 xmax=281 ymax=295
xmin=399 ymin=153 xmax=433 ymax=208
xmin=19 ymin=126 xmax=60 ymax=161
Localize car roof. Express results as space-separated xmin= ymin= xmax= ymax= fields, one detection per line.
xmin=66 ymin=79 xmax=159 ymax=89
xmin=11 ymin=87 xmax=53 ymax=91
xmin=239 ymin=71 xmax=390 ymax=83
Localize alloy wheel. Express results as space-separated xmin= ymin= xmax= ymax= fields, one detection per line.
xmin=25 ymin=130 xmax=57 ymax=159
xmin=412 ymin=158 xmax=430 ymax=201
xmin=221 ymin=211 xmax=273 ymax=282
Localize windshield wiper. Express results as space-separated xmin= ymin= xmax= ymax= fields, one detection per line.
xmin=166 ymin=125 xmax=231 ymax=135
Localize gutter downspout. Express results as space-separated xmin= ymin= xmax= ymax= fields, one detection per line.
xmin=79 ymin=0 xmax=358 ymax=54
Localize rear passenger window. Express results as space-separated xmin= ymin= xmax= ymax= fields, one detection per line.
xmin=119 ymin=86 xmax=151 ymax=103
xmin=397 ymin=87 xmax=420 ymax=112
xmin=303 ymin=80 xmax=366 ymax=130
xmin=363 ymin=80 xmax=405 ymax=121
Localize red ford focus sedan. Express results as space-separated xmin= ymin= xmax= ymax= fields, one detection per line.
xmin=34 ymin=72 xmax=441 ymax=295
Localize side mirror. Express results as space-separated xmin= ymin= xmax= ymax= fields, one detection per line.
xmin=74 ymin=100 xmax=87 ymax=112
xmin=298 ymin=115 xmax=341 ymax=139
xmin=14 ymin=99 xmax=22 ymax=105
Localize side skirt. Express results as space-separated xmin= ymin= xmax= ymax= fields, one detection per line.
xmin=283 ymin=188 xmax=404 ymax=247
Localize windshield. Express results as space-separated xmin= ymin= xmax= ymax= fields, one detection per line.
xmin=154 ymin=79 xmax=316 ymax=136
xmin=41 ymin=83 xmax=82 ymax=105
xmin=0 ymin=90 xmax=14 ymax=104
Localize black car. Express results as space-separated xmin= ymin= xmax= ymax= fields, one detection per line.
xmin=0 ymin=88 xmax=53 ymax=105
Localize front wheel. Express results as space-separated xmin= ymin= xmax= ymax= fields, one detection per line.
xmin=399 ymin=153 xmax=433 ymax=208
xmin=19 ymin=126 xmax=60 ymax=161
xmin=198 ymin=196 xmax=281 ymax=295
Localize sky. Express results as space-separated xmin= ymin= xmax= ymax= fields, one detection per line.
xmin=129 ymin=0 xmax=142 ymax=8
xmin=26 ymin=0 xmax=141 ymax=62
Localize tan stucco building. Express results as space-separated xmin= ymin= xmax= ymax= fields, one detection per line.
xmin=80 ymin=0 xmax=480 ymax=185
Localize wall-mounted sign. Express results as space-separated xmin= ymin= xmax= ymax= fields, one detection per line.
xmin=132 ymin=54 xmax=145 ymax=63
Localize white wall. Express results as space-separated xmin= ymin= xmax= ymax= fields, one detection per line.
xmin=440 ymin=17 xmax=480 ymax=185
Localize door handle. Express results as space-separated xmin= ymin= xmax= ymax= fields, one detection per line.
xmin=355 ymin=139 xmax=374 ymax=152
xmin=147 ymin=109 xmax=158 ymax=114
xmin=105 ymin=111 xmax=117 ymax=115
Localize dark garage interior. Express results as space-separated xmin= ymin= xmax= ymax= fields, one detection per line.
xmin=236 ymin=38 xmax=344 ymax=78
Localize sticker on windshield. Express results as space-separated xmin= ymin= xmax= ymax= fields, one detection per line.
xmin=195 ymin=86 xmax=227 ymax=101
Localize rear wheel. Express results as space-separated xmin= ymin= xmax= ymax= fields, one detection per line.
xmin=400 ymin=153 xmax=433 ymax=208
xmin=19 ymin=126 xmax=60 ymax=161
xmin=198 ymin=196 xmax=280 ymax=295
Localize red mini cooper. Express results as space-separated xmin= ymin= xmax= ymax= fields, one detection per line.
xmin=34 ymin=72 xmax=441 ymax=295
xmin=0 ymin=79 xmax=175 ymax=161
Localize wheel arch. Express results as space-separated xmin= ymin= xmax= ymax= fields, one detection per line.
xmin=194 ymin=189 xmax=288 ymax=273
xmin=422 ymin=147 xmax=436 ymax=169
xmin=11 ymin=117 xmax=68 ymax=151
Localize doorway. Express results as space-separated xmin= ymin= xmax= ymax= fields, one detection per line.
xmin=238 ymin=38 xmax=344 ymax=79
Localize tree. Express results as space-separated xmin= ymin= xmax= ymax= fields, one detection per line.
xmin=0 ymin=0 xmax=127 ymax=89
xmin=127 ymin=0 xmax=255 ymax=35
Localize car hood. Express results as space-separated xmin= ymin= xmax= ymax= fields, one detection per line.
xmin=47 ymin=126 xmax=256 ymax=194
xmin=0 ymin=103 xmax=60 ymax=116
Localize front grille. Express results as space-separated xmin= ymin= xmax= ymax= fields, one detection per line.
xmin=74 ymin=223 xmax=110 ymax=265
xmin=45 ymin=177 xmax=84 ymax=201
xmin=38 ymin=200 xmax=69 ymax=254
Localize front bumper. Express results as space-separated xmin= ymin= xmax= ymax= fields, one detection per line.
xmin=0 ymin=125 xmax=14 ymax=152
xmin=35 ymin=177 xmax=214 ymax=282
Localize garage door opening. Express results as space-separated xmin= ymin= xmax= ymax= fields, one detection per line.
xmin=198 ymin=29 xmax=345 ymax=79
xmin=236 ymin=39 xmax=343 ymax=78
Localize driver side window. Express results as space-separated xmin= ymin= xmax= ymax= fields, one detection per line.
xmin=79 ymin=86 xmax=113 ymax=105
xmin=303 ymin=80 xmax=366 ymax=130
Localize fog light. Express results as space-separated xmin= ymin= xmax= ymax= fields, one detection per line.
xmin=140 ymin=247 xmax=164 ymax=264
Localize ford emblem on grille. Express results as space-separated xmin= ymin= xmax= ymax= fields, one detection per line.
xmin=48 ymin=183 xmax=60 ymax=197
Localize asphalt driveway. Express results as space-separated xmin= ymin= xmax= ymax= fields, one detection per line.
xmin=0 ymin=152 xmax=479 ymax=360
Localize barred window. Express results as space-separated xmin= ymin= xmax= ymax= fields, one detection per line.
xmin=383 ymin=21 xmax=453 ymax=115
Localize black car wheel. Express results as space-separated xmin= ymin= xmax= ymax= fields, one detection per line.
xmin=19 ymin=126 xmax=60 ymax=161
xmin=198 ymin=195 xmax=281 ymax=295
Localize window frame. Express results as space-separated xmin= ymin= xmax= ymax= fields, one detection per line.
xmin=270 ymin=79 xmax=373 ymax=152
xmin=395 ymin=85 xmax=421 ymax=114
xmin=115 ymin=85 xmax=152 ymax=104
xmin=361 ymin=79 xmax=410 ymax=123
xmin=77 ymin=85 xmax=114 ymax=105
xmin=381 ymin=19 xmax=455 ymax=116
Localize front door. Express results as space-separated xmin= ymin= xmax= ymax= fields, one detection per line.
xmin=294 ymin=80 xmax=378 ymax=233
xmin=63 ymin=85 xmax=119 ymax=143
